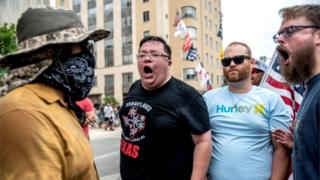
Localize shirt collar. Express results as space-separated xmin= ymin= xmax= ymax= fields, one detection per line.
xmin=25 ymin=82 xmax=67 ymax=107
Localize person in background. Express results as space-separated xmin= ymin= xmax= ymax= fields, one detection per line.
xmin=203 ymin=41 xmax=291 ymax=180
xmin=272 ymin=4 xmax=320 ymax=180
xmin=0 ymin=7 xmax=110 ymax=179
xmin=119 ymin=35 xmax=211 ymax=180
xmin=76 ymin=97 xmax=96 ymax=139
xmin=251 ymin=59 xmax=268 ymax=86
xmin=103 ymin=103 xmax=114 ymax=131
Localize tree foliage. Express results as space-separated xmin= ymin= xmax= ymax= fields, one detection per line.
xmin=0 ymin=23 xmax=16 ymax=55
xmin=0 ymin=23 xmax=16 ymax=78
xmin=103 ymin=96 xmax=119 ymax=106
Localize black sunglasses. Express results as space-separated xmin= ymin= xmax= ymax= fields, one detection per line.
xmin=221 ymin=55 xmax=251 ymax=67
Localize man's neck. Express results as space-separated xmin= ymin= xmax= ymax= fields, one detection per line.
xmin=310 ymin=52 xmax=320 ymax=79
xmin=228 ymin=78 xmax=252 ymax=93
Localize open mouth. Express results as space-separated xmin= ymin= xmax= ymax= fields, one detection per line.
xmin=144 ymin=66 xmax=153 ymax=74
xmin=277 ymin=47 xmax=289 ymax=64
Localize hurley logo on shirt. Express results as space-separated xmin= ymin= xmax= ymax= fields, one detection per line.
xmin=216 ymin=104 xmax=264 ymax=114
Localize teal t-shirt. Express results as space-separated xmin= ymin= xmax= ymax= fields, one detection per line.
xmin=203 ymin=86 xmax=291 ymax=180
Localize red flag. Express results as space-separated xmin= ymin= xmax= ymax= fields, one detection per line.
xmin=183 ymin=33 xmax=192 ymax=52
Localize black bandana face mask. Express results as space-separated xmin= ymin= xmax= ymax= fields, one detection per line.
xmin=37 ymin=43 xmax=95 ymax=124
xmin=63 ymin=51 xmax=95 ymax=100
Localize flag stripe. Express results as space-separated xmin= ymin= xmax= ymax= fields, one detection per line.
xmin=261 ymin=51 xmax=304 ymax=118
xmin=266 ymin=76 xmax=294 ymax=96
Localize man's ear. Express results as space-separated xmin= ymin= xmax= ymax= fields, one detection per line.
xmin=316 ymin=29 xmax=320 ymax=46
xmin=168 ymin=60 xmax=172 ymax=66
xmin=250 ymin=58 xmax=256 ymax=69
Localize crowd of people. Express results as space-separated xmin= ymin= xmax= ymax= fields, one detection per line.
xmin=0 ymin=3 xmax=319 ymax=180
xmin=97 ymin=103 xmax=120 ymax=131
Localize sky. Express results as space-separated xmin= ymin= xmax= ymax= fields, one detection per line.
xmin=49 ymin=0 xmax=319 ymax=60
xmin=221 ymin=0 xmax=320 ymax=61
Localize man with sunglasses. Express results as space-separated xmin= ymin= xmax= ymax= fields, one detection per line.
xmin=203 ymin=41 xmax=291 ymax=180
xmin=119 ymin=35 xmax=211 ymax=180
xmin=251 ymin=59 xmax=268 ymax=86
xmin=272 ymin=4 xmax=320 ymax=180
xmin=0 ymin=8 xmax=110 ymax=179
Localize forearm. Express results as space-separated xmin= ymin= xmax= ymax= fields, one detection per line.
xmin=271 ymin=145 xmax=290 ymax=180
xmin=191 ymin=141 xmax=212 ymax=180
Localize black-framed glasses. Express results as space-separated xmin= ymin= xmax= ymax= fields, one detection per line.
xmin=136 ymin=52 xmax=169 ymax=60
xmin=273 ymin=25 xmax=320 ymax=43
xmin=221 ymin=55 xmax=251 ymax=67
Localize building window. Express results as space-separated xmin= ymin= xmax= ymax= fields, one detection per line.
xmin=105 ymin=48 xmax=114 ymax=67
xmin=122 ymin=0 xmax=132 ymax=65
xmin=143 ymin=11 xmax=149 ymax=22
xmin=181 ymin=6 xmax=196 ymax=19
xmin=104 ymin=75 xmax=114 ymax=96
xmin=143 ymin=0 xmax=149 ymax=2
xmin=143 ymin=30 xmax=150 ymax=37
xmin=206 ymin=53 xmax=209 ymax=64
xmin=123 ymin=54 xmax=132 ymax=64
xmin=205 ymin=16 xmax=207 ymax=28
xmin=73 ymin=0 xmax=80 ymax=12
xmin=183 ymin=68 xmax=197 ymax=80
xmin=205 ymin=34 xmax=208 ymax=46
xmin=93 ymin=76 xmax=97 ymax=86
xmin=122 ymin=72 xmax=133 ymax=95
xmin=187 ymin=26 xmax=197 ymax=39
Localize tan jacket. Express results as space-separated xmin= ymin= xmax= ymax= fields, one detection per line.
xmin=0 ymin=83 xmax=99 ymax=180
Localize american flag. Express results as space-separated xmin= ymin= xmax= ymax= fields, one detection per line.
xmin=186 ymin=46 xmax=198 ymax=61
xmin=260 ymin=51 xmax=304 ymax=119
xmin=195 ymin=62 xmax=211 ymax=90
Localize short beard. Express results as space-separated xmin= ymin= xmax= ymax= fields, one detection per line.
xmin=224 ymin=67 xmax=251 ymax=83
xmin=280 ymin=42 xmax=315 ymax=84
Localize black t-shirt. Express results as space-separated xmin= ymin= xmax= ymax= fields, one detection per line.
xmin=119 ymin=77 xmax=210 ymax=180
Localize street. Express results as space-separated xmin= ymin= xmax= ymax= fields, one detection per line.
xmin=90 ymin=127 xmax=122 ymax=180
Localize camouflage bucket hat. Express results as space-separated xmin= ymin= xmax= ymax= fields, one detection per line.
xmin=0 ymin=7 xmax=110 ymax=69
xmin=0 ymin=7 xmax=110 ymax=96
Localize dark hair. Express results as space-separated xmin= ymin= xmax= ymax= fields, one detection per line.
xmin=279 ymin=4 xmax=320 ymax=27
xmin=139 ymin=36 xmax=172 ymax=59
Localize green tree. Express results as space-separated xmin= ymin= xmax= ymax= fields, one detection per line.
xmin=103 ymin=96 xmax=119 ymax=107
xmin=0 ymin=23 xmax=16 ymax=78
xmin=0 ymin=23 xmax=16 ymax=55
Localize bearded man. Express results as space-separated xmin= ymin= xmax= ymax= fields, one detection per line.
xmin=203 ymin=41 xmax=291 ymax=180
xmin=273 ymin=4 xmax=320 ymax=180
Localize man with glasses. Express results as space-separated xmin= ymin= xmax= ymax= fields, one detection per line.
xmin=0 ymin=7 xmax=110 ymax=179
xmin=203 ymin=41 xmax=291 ymax=180
xmin=119 ymin=35 xmax=211 ymax=180
xmin=251 ymin=59 xmax=268 ymax=86
xmin=272 ymin=4 xmax=320 ymax=180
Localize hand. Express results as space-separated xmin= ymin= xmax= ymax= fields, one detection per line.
xmin=84 ymin=111 xmax=96 ymax=126
xmin=272 ymin=126 xmax=293 ymax=149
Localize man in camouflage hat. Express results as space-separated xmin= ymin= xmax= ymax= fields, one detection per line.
xmin=0 ymin=7 xmax=110 ymax=179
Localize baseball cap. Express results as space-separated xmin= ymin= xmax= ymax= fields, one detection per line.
xmin=254 ymin=59 xmax=268 ymax=72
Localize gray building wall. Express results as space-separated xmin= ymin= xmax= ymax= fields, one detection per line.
xmin=0 ymin=0 xmax=51 ymax=25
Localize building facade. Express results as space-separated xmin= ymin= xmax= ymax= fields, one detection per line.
xmin=56 ymin=0 xmax=223 ymax=106
xmin=0 ymin=0 xmax=50 ymax=25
